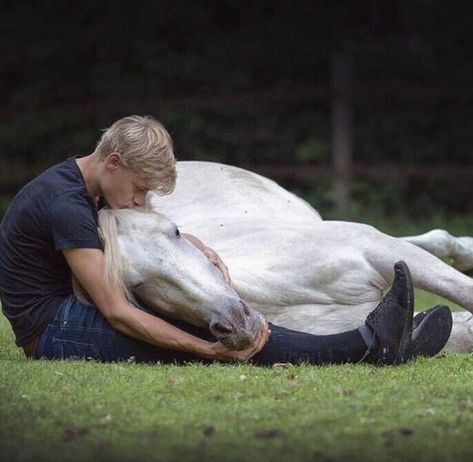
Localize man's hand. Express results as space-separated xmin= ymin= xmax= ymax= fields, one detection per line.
xmin=63 ymin=248 xmax=226 ymax=356
xmin=182 ymin=233 xmax=233 ymax=287
xmin=63 ymin=248 xmax=269 ymax=362
xmin=200 ymin=246 xmax=233 ymax=287
xmin=203 ymin=321 xmax=271 ymax=362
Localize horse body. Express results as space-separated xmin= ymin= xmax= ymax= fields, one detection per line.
xmin=99 ymin=161 xmax=473 ymax=352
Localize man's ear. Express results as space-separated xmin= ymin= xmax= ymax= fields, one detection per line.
xmin=105 ymin=152 xmax=121 ymax=170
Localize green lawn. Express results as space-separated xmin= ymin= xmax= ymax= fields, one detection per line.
xmin=1 ymin=290 xmax=473 ymax=462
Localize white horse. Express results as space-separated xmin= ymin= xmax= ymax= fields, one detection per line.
xmin=97 ymin=161 xmax=473 ymax=353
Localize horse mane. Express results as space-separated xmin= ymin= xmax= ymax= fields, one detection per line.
xmin=72 ymin=207 xmax=152 ymax=306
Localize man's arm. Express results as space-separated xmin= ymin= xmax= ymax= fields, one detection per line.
xmin=182 ymin=233 xmax=233 ymax=286
xmin=63 ymin=248 xmax=268 ymax=361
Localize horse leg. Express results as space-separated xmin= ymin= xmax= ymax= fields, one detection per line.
xmin=450 ymin=311 xmax=473 ymax=352
xmin=236 ymin=222 xmax=473 ymax=353
xmin=327 ymin=222 xmax=473 ymax=312
xmin=336 ymin=222 xmax=473 ymax=352
xmin=400 ymin=229 xmax=473 ymax=272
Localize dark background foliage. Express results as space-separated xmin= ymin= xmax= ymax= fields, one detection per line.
xmin=1 ymin=0 xmax=472 ymax=219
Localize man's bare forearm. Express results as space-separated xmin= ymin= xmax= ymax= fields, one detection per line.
xmin=63 ymin=248 xmax=269 ymax=362
xmin=108 ymin=302 xmax=213 ymax=356
xmin=63 ymin=248 xmax=214 ymax=356
xmin=182 ymin=233 xmax=206 ymax=251
xmin=182 ymin=233 xmax=233 ymax=286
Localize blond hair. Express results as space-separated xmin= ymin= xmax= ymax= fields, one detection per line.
xmin=94 ymin=115 xmax=176 ymax=195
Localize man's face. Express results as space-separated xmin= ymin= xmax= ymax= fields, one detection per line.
xmin=100 ymin=153 xmax=153 ymax=209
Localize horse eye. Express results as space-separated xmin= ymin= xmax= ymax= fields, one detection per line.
xmin=175 ymin=227 xmax=180 ymax=237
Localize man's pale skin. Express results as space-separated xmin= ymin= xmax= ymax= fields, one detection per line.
xmin=64 ymin=152 xmax=270 ymax=361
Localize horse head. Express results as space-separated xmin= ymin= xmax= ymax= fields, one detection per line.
xmin=97 ymin=207 xmax=264 ymax=349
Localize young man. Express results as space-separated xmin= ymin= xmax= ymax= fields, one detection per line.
xmin=0 ymin=115 xmax=452 ymax=365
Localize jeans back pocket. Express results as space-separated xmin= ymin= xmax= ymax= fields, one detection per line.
xmin=52 ymin=337 xmax=101 ymax=361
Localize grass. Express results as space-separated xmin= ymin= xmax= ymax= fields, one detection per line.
xmin=1 ymin=205 xmax=472 ymax=462
xmin=1 ymin=290 xmax=473 ymax=462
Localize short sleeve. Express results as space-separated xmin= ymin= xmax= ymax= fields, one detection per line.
xmin=47 ymin=192 xmax=102 ymax=251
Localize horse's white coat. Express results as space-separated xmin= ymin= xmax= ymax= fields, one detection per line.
xmin=113 ymin=161 xmax=473 ymax=352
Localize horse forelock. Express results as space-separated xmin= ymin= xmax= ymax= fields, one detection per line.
xmin=106 ymin=205 xmax=170 ymax=233
xmin=96 ymin=206 xmax=174 ymax=306
xmin=97 ymin=208 xmax=138 ymax=305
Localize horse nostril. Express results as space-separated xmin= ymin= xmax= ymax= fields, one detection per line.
xmin=211 ymin=322 xmax=234 ymax=335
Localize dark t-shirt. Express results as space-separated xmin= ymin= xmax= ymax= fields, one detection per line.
xmin=0 ymin=157 xmax=102 ymax=346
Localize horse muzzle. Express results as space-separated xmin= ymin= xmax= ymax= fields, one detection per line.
xmin=209 ymin=300 xmax=264 ymax=349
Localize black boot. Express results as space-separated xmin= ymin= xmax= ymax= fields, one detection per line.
xmin=407 ymin=305 xmax=452 ymax=359
xmin=364 ymin=261 xmax=414 ymax=365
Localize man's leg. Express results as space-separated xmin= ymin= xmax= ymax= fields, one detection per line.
xmin=251 ymin=261 xmax=413 ymax=366
xmin=33 ymin=262 xmax=446 ymax=365
xmin=251 ymin=324 xmax=370 ymax=365
xmin=34 ymin=295 xmax=214 ymax=363
xmin=34 ymin=295 xmax=372 ymax=365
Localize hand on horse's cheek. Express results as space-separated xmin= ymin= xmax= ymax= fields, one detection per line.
xmin=203 ymin=248 xmax=233 ymax=286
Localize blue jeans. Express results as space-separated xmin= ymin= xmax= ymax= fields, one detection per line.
xmin=33 ymin=295 xmax=369 ymax=365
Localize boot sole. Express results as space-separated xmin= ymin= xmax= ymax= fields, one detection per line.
xmin=408 ymin=305 xmax=452 ymax=359
xmin=393 ymin=261 xmax=414 ymax=365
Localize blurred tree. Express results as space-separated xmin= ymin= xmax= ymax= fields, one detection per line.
xmin=0 ymin=0 xmax=472 ymax=217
